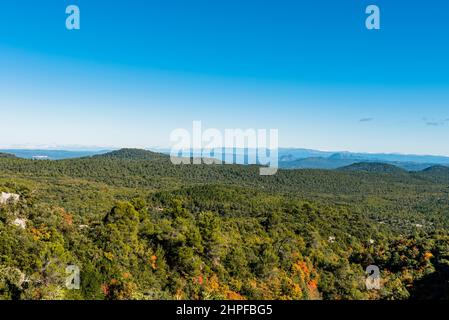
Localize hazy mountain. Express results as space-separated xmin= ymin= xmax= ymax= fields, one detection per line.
xmin=279 ymin=157 xmax=438 ymax=171
xmin=279 ymin=149 xmax=449 ymax=163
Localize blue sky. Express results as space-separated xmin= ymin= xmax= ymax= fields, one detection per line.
xmin=0 ymin=0 xmax=448 ymax=154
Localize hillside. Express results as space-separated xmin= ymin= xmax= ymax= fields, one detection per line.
xmin=278 ymin=149 xmax=449 ymax=171
xmin=0 ymin=149 xmax=448 ymax=300
xmin=278 ymin=149 xmax=449 ymax=165
xmin=414 ymin=165 xmax=449 ymax=183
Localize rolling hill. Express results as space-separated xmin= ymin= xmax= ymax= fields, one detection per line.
xmin=338 ymin=162 xmax=407 ymax=174
xmin=421 ymin=165 xmax=449 ymax=175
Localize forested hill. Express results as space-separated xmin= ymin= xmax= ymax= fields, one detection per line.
xmin=420 ymin=165 xmax=449 ymax=177
xmin=0 ymin=148 xmax=448 ymax=300
xmin=92 ymin=148 xmax=167 ymax=160
xmin=338 ymin=162 xmax=407 ymax=174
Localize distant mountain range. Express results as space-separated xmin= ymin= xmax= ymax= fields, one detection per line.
xmin=2 ymin=147 xmax=449 ymax=171
xmin=277 ymin=148 xmax=449 ymax=171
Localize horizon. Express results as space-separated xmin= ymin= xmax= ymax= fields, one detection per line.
xmin=3 ymin=145 xmax=449 ymax=159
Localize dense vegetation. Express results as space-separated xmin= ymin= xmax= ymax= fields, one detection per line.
xmin=0 ymin=149 xmax=448 ymax=300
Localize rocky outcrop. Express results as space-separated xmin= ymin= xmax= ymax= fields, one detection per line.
xmin=0 ymin=192 xmax=20 ymax=205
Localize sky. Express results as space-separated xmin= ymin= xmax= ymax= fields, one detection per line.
xmin=0 ymin=0 xmax=448 ymax=154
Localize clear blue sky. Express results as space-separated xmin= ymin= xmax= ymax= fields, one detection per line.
xmin=0 ymin=0 xmax=448 ymax=154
